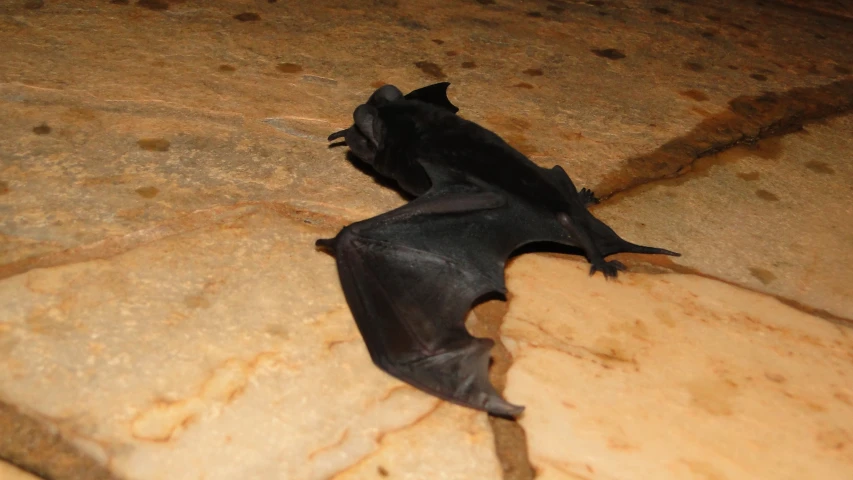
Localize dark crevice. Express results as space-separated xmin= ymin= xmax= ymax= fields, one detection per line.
xmin=467 ymin=300 xmax=536 ymax=480
xmin=596 ymin=79 xmax=853 ymax=201
xmin=612 ymin=254 xmax=853 ymax=329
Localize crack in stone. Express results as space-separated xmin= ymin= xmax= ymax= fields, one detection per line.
xmin=625 ymin=255 xmax=853 ymax=329
xmin=595 ymin=79 xmax=853 ymax=201
xmin=469 ymin=300 xmax=536 ymax=480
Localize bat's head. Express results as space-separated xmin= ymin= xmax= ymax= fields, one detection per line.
xmin=327 ymin=85 xmax=405 ymax=167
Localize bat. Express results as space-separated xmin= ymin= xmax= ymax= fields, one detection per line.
xmin=318 ymin=82 xmax=679 ymax=416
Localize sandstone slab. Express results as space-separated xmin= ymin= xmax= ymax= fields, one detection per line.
xmin=502 ymin=255 xmax=853 ymax=480
xmin=593 ymin=115 xmax=853 ymax=319
xmin=0 ymin=208 xmax=500 ymax=480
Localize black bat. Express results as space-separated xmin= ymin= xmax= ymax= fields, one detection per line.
xmin=318 ymin=83 xmax=679 ymax=416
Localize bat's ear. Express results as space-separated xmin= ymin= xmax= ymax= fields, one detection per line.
xmin=353 ymin=104 xmax=385 ymax=147
xmin=404 ymin=82 xmax=459 ymax=114
xmin=368 ymin=84 xmax=404 ymax=106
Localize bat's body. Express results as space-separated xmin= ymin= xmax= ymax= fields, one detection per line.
xmin=319 ymin=83 xmax=678 ymax=416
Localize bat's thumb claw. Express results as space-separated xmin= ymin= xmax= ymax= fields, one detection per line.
xmin=483 ymin=395 xmax=525 ymax=418
xmin=408 ymin=338 xmax=524 ymax=417
xmin=315 ymin=237 xmax=337 ymax=252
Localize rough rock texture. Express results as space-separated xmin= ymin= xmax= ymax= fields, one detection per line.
xmin=594 ymin=116 xmax=853 ymax=319
xmin=1 ymin=0 xmax=851 ymax=479
xmin=0 ymin=460 xmax=41 ymax=480
xmin=502 ymin=255 xmax=853 ymax=479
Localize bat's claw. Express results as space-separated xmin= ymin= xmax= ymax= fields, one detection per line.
xmin=589 ymin=259 xmax=626 ymax=278
xmin=315 ymin=237 xmax=337 ymax=252
xmin=579 ymin=187 xmax=600 ymax=206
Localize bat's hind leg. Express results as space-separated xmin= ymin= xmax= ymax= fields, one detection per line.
xmin=556 ymin=212 xmax=625 ymax=278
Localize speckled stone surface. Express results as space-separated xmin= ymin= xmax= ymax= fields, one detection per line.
xmin=502 ymin=255 xmax=853 ymax=479
xmin=1 ymin=0 xmax=852 ymax=479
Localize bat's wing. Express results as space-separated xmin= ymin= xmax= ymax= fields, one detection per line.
xmin=317 ymin=184 xmax=569 ymax=416
xmin=404 ymin=82 xmax=459 ymax=113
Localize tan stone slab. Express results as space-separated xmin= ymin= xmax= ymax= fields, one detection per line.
xmin=593 ymin=115 xmax=853 ymax=319
xmin=502 ymin=255 xmax=853 ymax=480
xmin=0 ymin=208 xmax=501 ymax=480
xmin=0 ymin=101 xmax=406 ymax=266
xmin=0 ymin=461 xmax=41 ymax=480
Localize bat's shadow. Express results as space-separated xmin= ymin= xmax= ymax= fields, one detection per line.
xmin=329 ymin=142 xmax=415 ymax=202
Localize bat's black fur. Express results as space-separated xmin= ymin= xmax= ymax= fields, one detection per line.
xmin=319 ymin=83 xmax=679 ymax=416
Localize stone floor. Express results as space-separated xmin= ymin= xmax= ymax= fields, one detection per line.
xmin=1 ymin=0 xmax=851 ymax=479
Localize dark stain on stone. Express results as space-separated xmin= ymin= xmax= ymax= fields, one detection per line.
xmin=461 ymin=61 xmax=476 ymax=69
xmin=755 ymin=189 xmax=779 ymax=201
xmin=476 ymin=0 xmax=496 ymax=4
xmin=111 ymin=0 xmax=130 ymax=4
xmin=514 ymin=82 xmax=534 ymax=89
xmin=804 ymin=160 xmax=835 ymax=174
xmin=399 ymin=18 xmax=428 ymax=30
xmin=815 ymin=33 xmax=826 ymax=40
xmin=414 ymin=61 xmax=446 ymax=79
xmin=835 ymin=65 xmax=851 ymax=75
xmin=137 ymin=138 xmax=170 ymax=152
xmin=547 ymin=5 xmax=564 ymax=13
xmin=276 ymin=63 xmax=303 ymax=73
xmin=807 ymin=64 xmax=821 ymax=75
xmin=184 ymin=294 xmax=210 ymax=309
xmin=749 ymin=267 xmax=776 ymax=284
xmin=0 ymin=181 xmax=8 ymax=195
xmin=135 ymin=186 xmax=160 ymax=198
xmin=377 ymin=466 xmax=389 ymax=477
xmin=24 ymin=0 xmax=44 ymax=9
xmin=218 ymin=64 xmax=236 ymax=72
xmin=587 ymin=0 xmax=604 ymax=5
xmin=591 ymin=48 xmax=626 ymax=60
xmin=136 ymin=0 xmax=169 ymax=11
xmin=736 ymin=171 xmax=760 ymax=181
xmin=432 ymin=39 xmax=444 ymax=45
xmin=765 ymin=372 xmax=786 ymax=383
xmin=32 ymin=123 xmax=51 ymax=135
xmin=597 ymin=10 xmax=608 ymax=15
xmin=527 ymin=11 xmax=543 ymax=17
xmin=523 ymin=68 xmax=543 ymax=76
xmin=595 ymin=79 xmax=853 ymax=201
xmin=728 ymin=65 xmax=739 ymax=70
xmin=741 ymin=40 xmax=759 ymax=49
xmin=730 ymin=23 xmax=748 ymax=31
xmin=750 ymin=73 xmax=768 ymax=81
xmin=679 ymin=89 xmax=709 ymax=102
xmin=683 ymin=62 xmax=705 ymax=72
xmin=700 ymin=30 xmax=716 ymax=39
xmin=268 ymin=0 xmax=277 ymax=2
xmin=234 ymin=12 xmax=260 ymax=21
xmin=446 ymin=50 xmax=458 ymax=57
xmin=652 ymin=6 xmax=670 ymax=14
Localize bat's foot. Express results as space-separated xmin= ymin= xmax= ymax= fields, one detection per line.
xmin=579 ymin=187 xmax=600 ymax=206
xmin=589 ymin=259 xmax=626 ymax=278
